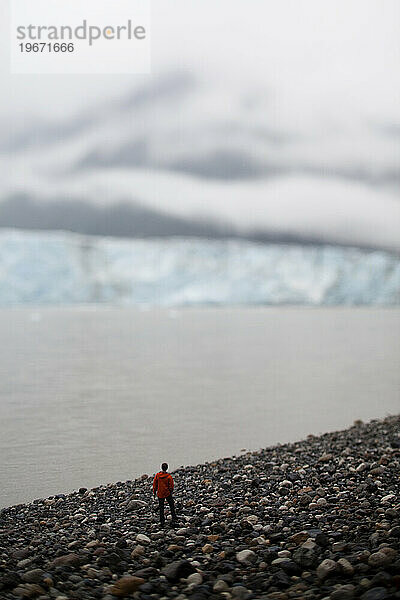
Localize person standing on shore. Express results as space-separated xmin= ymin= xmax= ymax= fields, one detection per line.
xmin=153 ymin=463 xmax=178 ymax=527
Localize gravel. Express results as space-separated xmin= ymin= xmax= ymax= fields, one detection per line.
xmin=0 ymin=415 xmax=399 ymax=599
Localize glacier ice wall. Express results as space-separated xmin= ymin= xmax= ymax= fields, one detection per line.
xmin=0 ymin=229 xmax=399 ymax=306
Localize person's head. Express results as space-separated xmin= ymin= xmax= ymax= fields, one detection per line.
xmin=161 ymin=462 xmax=168 ymax=472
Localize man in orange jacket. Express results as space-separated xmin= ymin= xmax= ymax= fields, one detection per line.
xmin=153 ymin=463 xmax=177 ymax=527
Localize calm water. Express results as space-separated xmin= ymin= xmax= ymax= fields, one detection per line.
xmin=0 ymin=307 xmax=399 ymax=508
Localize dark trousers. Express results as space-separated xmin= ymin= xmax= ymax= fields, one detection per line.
xmin=158 ymin=494 xmax=177 ymax=525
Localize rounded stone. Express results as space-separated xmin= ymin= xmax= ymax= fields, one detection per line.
xmin=236 ymin=549 xmax=257 ymax=564
xmin=317 ymin=559 xmax=337 ymax=580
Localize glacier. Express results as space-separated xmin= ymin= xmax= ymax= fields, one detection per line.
xmin=0 ymin=229 xmax=399 ymax=306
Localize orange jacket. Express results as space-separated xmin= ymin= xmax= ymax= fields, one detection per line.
xmin=153 ymin=471 xmax=174 ymax=498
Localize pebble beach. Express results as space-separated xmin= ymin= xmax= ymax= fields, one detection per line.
xmin=1 ymin=415 xmax=399 ymax=600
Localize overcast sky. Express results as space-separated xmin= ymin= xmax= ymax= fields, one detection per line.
xmin=0 ymin=0 xmax=399 ymax=250
xmin=1 ymin=0 xmax=398 ymax=120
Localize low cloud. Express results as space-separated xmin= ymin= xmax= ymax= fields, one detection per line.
xmin=0 ymin=71 xmax=399 ymax=251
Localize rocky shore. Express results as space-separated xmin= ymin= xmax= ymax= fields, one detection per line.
xmin=1 ymin=415 xmax=399 ymax=600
